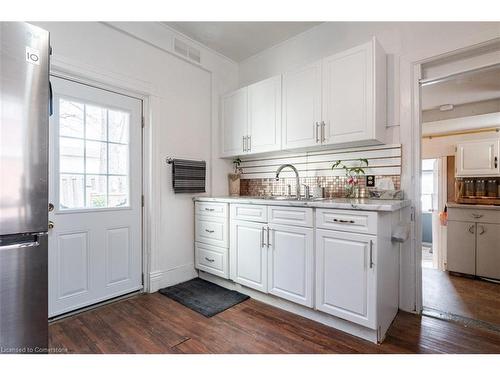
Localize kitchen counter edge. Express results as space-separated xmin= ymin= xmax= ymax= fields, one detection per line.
xmin=193 ymin=196 xmax=410 ymax=212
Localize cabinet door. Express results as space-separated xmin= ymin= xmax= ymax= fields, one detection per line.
xmin=221 ymin=87 xmax=247 ymax=157
xmin=247 ymin=75 xmax=282 ymax=154
xmin=268 ymin=224 xmax=314 ymax=307
xmin=446 ymin=221 xmax=476 ymax=275
xmin=476 ymin=223 xmax=500 ymax=280
xmin=230 ymin=220 xmax=267 ymax=292
xmin=456 ymin=139 xmax=500 ymax=177
xmin=282 ymin=62 xmax=322 ymax=150
xmin=315 ymin=229 xmax=376 ymax=329
xmin=322 ymin=41 xmax=374 ymax=145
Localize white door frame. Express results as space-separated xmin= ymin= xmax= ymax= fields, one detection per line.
xmin=401 ymin=37 xmax=500 ymax=313
xmin=49 ymin=55 xmax=157 ymax=293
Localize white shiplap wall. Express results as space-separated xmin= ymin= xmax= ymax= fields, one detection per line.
xmin=240 ymin=144 xmax=402 ymax=179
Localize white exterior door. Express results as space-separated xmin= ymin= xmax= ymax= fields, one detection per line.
xmin=455 ymin=139 xmax=500 ymax=177
xmin=230 ymin=220 xmax=267 ymax=292
xmin=247 ymin=75 xmax=282 ymax=154
xmin=48 ymin=77 xmax=143 ymax=317
xmin=315 ymin=229 xmax=376 ymax=329
xmin=282 ymin=62 xmax=322 ymax=149
xmin=322 ymin=42 xmax=373 ymax=145
xmin=221 ymin=87 xmax=247 ymax=157
xmin=267 ymin=224 xmax=314 ymax=307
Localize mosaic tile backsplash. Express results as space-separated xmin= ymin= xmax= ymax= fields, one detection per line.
xmin=240 ymin=175 xmax=401 ymax=198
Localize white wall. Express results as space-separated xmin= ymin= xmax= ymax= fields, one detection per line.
xmin=33 ymin=22 xmax=239 ymax=292
xmin=238 ymin=21 xmax=500 ymax=312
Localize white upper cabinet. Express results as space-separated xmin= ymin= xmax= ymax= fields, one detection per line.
xmin=248 ymin=75 xmax=282 ymax=154
xmin=455 ymin=138 xmax=500 ymax=177
xmin=220 ymin=38 xmax=387 ymax=158
xmin=221 ymin=87 xmax=248 ymax=157
xmin=322 ymin=39 xmax=386 ymax=146
xmin=282 ymin=62 xmax=322 ymax=149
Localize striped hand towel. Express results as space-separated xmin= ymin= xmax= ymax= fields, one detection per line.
xmin=172 ymin=158 xmax=206 ymax=193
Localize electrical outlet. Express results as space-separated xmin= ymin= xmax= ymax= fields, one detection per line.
xmin=366 ymin=175 xmax=375 ymax=187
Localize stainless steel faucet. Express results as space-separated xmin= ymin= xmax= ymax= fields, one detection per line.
xmin=275 ymin=164 xmax=301 ymax=199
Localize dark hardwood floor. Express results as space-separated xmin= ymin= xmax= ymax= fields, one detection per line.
xmin=423 ymin=267 xmax=500 ymax=326
xmin=49 ymin=292 xmax=500 ymax=354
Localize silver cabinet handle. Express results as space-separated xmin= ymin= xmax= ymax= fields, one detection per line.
xmin=261 ymin=226 xmax=265 ymax=248
xmin=468 ymin=224 xmax=475 ymax=234
xmin=248 ymin=135 xmax=251 ymax=152
xmin=204 ymin=257 xmax=215 ymax=263
xmin=478 ymin=225 xmax=485 ymax=235
xmin=471 ymin=213 xmax=483 ymax=219
xmin=204 ymin=207 xmax=215 ymax=212
xmin=205 ymin=229 xmax=215 ymax=234
xmin=369 ymin=240 xmax=374 ymax=269
xmin=266 ymin=226 xmax=271 ymax=248
xmin=315 ymin=122 xmax=320 ymax=143
xmin=321 ymin=121 xmax=326 ymax=143
xmin=242 ymin=136 xmax=246 ymax=152
xmin=333 ymin=218 xmax=355 ymax=224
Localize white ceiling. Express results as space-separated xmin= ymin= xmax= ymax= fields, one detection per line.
xmin=421 ymin=66 xmax=500 ymax=110
xmin=163 ymin=22 xmax=322 ymax=62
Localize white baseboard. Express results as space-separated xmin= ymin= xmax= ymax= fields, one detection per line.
xmin=149 ymin=263 xmax=198 ymax=292
xmin=199 ymin=271 xmax=379 ymax=344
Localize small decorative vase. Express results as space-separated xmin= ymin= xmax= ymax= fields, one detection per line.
xmin=228 ymin=173 xmax=241 ymax=196
xmin=345 ymin=184 xmax=360 ymax=198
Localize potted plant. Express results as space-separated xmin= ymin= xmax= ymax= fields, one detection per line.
xmin=228 ymin=158 xmax=242 ymax=196
xmin=332 ymin=158 xmax=369 ymax=198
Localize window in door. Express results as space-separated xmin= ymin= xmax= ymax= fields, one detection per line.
xmin=58 ymin=98 xmax=130 ymax=210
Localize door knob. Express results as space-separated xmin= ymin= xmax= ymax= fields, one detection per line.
xmin=48 ymin=220 xmax=54 ymax=229
xmin=48 ymin=203 xmax=54 ymax=212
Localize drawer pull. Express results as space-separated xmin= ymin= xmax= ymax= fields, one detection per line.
xmin=471 ymin=213 xmax=483 ymax=219
xmin=204 ymin=257 xmax=215 ymax=263
xmin=333 ymin=218 xmax=355 ymax=224
xmin=205 ymin=229 xmax=215 ymax=234
xmin=204 ymin=208 xmax=215 ymax=212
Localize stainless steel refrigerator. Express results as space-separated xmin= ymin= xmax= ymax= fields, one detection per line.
xmin=0 ymin=22 xmax=50 ymax=353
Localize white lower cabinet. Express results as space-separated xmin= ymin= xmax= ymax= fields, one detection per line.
xmin=268 ymin=224 xmax=314 ymax=307
xmin=315 ymin=229 xmax=377 ymax=329
xmin=230 ymin=220 xmax=268 ymax=292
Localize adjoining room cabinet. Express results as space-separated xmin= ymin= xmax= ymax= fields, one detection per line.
xmin=447 ymin=207 xmax=500 ymax=279
xmin=476 ymin=223 xmax=500 ymax=280
xmin=446 ymin=220 xmax=476 ymax=275
xmin=455 ymin=139 xmax=500 ymax=177
xmin=315 ymin=229 xmax=377 ymax=329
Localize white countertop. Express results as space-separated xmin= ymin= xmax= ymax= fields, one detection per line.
xmin=447 ymin=202 xmax=500 ymax=210
xmin=194 ymin=196 xmax=410 ymax=212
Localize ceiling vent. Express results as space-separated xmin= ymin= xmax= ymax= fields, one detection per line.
xmin=173 ymin=38 xmax=201 ymax=64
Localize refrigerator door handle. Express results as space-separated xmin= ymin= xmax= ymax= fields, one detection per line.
xmin=49 ymin=80 xmax=53 ymax=116
xmin=0 ymin=240 xmax=40 ymax=252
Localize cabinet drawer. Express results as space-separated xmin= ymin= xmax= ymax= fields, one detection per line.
xmin=195 ymin=242 xmax=228 ymax=279
xmin=195 ymin=216 xmax=228 ymax=248
xmin=230 ymin=204 xmax=268 ymax=223
xmin=316 ymin=209 xmax=377 ymax=235
xmin=448 ymin=207 xmax=500 ymax=224
xmin=195 ymin=202 xmax=228 ymax=218
xmin=268 ymin=206 xmax=313 ymax=227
